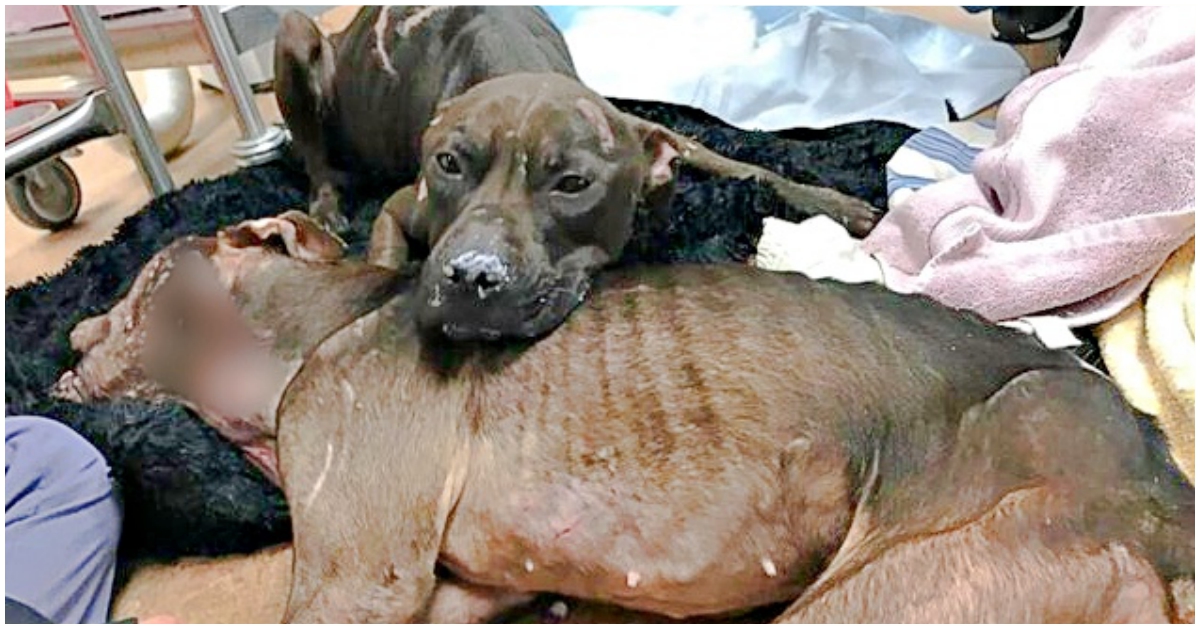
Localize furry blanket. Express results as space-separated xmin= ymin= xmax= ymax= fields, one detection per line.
xmin=5 ymin=99 xmax=914 ymax=566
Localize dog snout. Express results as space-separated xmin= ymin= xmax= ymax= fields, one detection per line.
xmin=443 ymin=251 xmax=512 ymax=297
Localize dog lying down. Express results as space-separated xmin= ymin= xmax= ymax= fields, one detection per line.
xmin=278 ymin=7 xmax=885 ymax=344
xmin=57 ymin=213 xmax=1193 ymax=623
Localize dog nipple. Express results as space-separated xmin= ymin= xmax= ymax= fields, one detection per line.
xmin=761 ymin=558 xmax=778 ymax=578
xmin=547 ymin=601 xmax=569 ymax=621
xmin=626 ymin=571 xmax=641 ymax=588
xmin=786 ymin=437 xmax=812 ymax=453
xmin=524 ymin=559 xmax=535 ymax=573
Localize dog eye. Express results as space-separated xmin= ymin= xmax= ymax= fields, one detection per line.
xmin=435 ymin=152 xmax=462 ymax=175
xmin=554 ymin=174 xmax=591 ymax=194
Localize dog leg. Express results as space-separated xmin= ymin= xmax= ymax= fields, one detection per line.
xmin=279 ymin=319 xmax=477 ymax=622
xmin=623 ymin=114 xmax=884 ymax=237
xmin=274 ymin=11 xmax=351 ymax=233
xmin=425 ymin=580 xmax=535 ymax=623
xmin=674 ymin=131 xmax=882 ymax=237
xmin=773 ymin=487 xmax=1174 ymax=623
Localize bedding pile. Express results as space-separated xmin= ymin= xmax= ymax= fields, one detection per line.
xmin=546 ymin=5 xmax=1028 ymax=130
xmin=861 ymin=5 xmax=1195 ymax=327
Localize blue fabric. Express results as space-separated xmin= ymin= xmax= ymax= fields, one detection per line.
xmin=6 ymin=597 xmax=53 ymax=623
xmin=887 ymin=174 xmax=940 ymax=197
xmin=540 ymin=5 xmax=673 ymax=28
xmin=5 ymin=416 xmax=121 ymax=624
xmin=900 ymin=127 xmax=985 ymax=174
xmin=884 ymin=121 xmax=996 ymax=198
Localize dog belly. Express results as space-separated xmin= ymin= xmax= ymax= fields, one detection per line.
xmin=441 ymin=475 xmax=811 ymax=618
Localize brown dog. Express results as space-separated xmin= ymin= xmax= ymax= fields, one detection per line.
xmin=58 ymin=213 xmax=1194 ymax=623
xmin=276 ymin=7 xmax=882 ymax=341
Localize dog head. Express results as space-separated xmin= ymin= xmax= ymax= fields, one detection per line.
xmin=52 ymin=212 xmax=394 ymax=484
xmin=402 ymin=72 xmax=681 ymax=341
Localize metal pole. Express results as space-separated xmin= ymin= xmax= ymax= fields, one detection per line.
xmin=191 ymin=5 xmax=287 ymax=166
xmin=65 ymin=6 xmax=175 ymax=197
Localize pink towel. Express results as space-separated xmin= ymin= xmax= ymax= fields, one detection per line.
xmin=862 ymin=6 xmax=1195 ymax=327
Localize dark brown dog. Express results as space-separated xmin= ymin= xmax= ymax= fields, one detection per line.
xmin=58 ymin=213 xmax=1194 ymax=623
xmin=275 ymin=7 xmax=882 ymax=341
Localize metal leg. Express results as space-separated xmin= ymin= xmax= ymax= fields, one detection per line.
xmin=191 ymin=6 xmax=287 ymax=167
xmin=4 ymin=91 xmax=118 ymax=179
xmin=65 ymin=6 xmax=175 ymax=197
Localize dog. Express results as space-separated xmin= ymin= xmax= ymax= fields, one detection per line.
xmin=275 ymin=6 xmax=883 ymax=341
xmin=57 ymin=212 xmax=1194 ymax=623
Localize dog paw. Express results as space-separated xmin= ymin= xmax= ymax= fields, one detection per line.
xmin=309 ymin=200 xmax=350 ymax=234
xmin=769 ymin=178 xmax=884 ymax=239
xmin=308 ymin=182 xmax=351 ymax=233
xmin=840 ymin=200 xmax=884 ymax=238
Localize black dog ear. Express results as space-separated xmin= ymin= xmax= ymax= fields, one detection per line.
xmin=620 ymin=113 xmax=683 ymax=208
xmin=274 ymin=11 xmax=337 ymax=118
xmin=219 ymin=211 xmax=346 ymax=263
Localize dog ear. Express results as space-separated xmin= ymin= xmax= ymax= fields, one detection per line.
xmin=274 ymin=11 xmax=336 ymax=118
xmin=401 ymin=178 xmax=432 ymax=248
xmin=369 ymin=183 xmax=431 ymax=269
xmin=620 ymin=113 xmax=683 ymax=207
xmin=218 ymin=210 xmax=346 ymax=263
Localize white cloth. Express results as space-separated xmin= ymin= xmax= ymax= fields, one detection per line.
xmin=754 ymin=216 xmax=1081 ymax=350
xmin=544 ymin=5 xmax=1029 ymax=130
xmin=755 ymin=216 xmax=885 ymax=285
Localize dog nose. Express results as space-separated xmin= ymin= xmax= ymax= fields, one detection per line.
xmin=443 ymin=251 xmax=511 ymax=296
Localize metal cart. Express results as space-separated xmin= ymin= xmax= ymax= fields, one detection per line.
xmin=4 ymin=6 xmax=327 ymax=230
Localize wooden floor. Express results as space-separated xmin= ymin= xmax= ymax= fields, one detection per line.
xmin=4 ymin=78 xmax=284 ymax=288
xmin=3 ymin=6 xmax=359 ymax=289
xmin=3 ymin=6 xmax=1017 ymax=290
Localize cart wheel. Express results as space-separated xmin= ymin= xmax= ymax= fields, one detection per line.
xmin=5 ymin=157 xmax=81 ymax=231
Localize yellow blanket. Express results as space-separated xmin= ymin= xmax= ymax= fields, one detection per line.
xmin=1098 ymin=238 xmax=1195 ymax=482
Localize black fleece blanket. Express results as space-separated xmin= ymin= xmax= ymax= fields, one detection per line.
xmin=8 ymin=100 xmax=925 ymax=565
